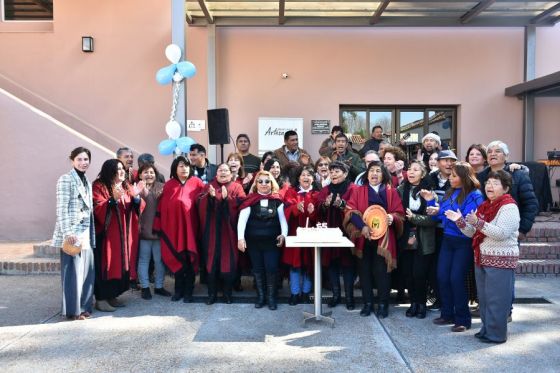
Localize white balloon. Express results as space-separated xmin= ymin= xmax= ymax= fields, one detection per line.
xmin=172 ymin=72 xmax=184 ymax=82
xmin=165 ymin=120 xmax=182 ymax=140
xmin=165 ymin=44 xmax=182 ymax=64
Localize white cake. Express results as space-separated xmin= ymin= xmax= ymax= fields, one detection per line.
xmin=296 ymin=227 xmax=343 ymax=242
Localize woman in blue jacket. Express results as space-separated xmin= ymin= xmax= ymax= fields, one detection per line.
xmin=421 ymin=161 xmax=483 ymax=332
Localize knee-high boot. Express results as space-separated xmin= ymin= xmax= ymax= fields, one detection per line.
xmin=172 ymin=272 xmax=184 ymax=302
xmin=223 ymin=274 xmax=233 ymax=304
xmin=254 ymin=272 xmax=266 ymax=309
xmin=266 ymin=272 xmax=278 ymax=311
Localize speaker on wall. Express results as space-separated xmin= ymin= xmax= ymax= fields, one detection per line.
xmin=207 ymin=108 xmax=230 ymax=145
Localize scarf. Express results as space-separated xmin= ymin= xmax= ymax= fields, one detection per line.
xmin=328 ymin=178 xmax=350 ymax=197
xmin=239 ymin=191 xmax=282 ymax=210
xmin=472 ymin=193 xmax=517 ymax=266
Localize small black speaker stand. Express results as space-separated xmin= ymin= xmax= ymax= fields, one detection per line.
xmin=220 ymin=144 xmax=224 ymax=164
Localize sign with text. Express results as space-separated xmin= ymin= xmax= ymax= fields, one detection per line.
xmin=186 ymin=120 xmax=205 ymax=132
xmin=311 ymin=120 xmax=330 ymax=134
xmin=258 ymin=117 xmax=304 ymax=155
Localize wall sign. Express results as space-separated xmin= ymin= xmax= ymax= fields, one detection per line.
xmin=258 ymin=117 xmax=304 ymax=156
xmin=186 ymin=120 xmax=205 ymax=132
xmin=311 ymin=120 xmax=330 ymax=134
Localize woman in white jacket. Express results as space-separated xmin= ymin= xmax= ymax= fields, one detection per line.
xmin=52 ymin=147 xmax=96 ymax=321
xmin=445 ymin=170 xmax=520 ymax=344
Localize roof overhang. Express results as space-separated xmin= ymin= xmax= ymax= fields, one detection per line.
xmin=185 ymin=0 xmax=560 ymax=27
xmin=505 ymin=71 xmax=560 ymax=98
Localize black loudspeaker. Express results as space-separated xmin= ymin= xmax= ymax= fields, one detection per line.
xmin=207 ymin=108 xmax=230 ymax=145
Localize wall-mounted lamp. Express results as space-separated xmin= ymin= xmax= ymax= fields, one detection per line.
xmin=82 ymin=36 xmax=94 ymax=53
xmin=281 ymin=73 xmax=289 ymax=79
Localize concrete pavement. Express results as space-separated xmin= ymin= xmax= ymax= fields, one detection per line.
xmin=0 ymin=275 xmax=559 ymax=372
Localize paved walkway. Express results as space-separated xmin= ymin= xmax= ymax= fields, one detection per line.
xmin=0 ymin=275 xmax=559 ymax=372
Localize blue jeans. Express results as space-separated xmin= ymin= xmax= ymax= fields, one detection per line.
xmin=138 ymin=239 xmax=165 ymax=289
xmin=437 ymin=235 xmax=473 ymax=327
xmin=289 ymin=268 xmax=312 ymax=295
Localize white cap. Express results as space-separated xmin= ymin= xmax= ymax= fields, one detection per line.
xmin=422 ymin=133 xmax=441 ymax=145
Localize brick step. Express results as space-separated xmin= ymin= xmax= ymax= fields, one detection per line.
xmin=0 ymin=257 xmax=60 ymax=275
xmin=519 ymin=242 xmax=560 ymax=259
xmin=515 ymin=259 xmax=560 ymax=276
xmin=32 ymin=241 xmax=59 ymax=258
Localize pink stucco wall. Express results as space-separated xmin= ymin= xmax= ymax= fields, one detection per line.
xmin=211 ymin=27 xmax=526 ymax=159
xmin=1 ymin=2 xmax=559 ymax=239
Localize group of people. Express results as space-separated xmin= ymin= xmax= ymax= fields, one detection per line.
xmin=53 ymin=126 xmax=539 ymax=345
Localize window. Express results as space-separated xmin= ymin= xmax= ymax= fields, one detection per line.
xmin=340 ymin=105 xmax=457 ymax=159
xmin=2 ymin=0 xmax=53 ymax=21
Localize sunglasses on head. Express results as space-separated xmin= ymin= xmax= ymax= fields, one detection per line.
xmin=257 ymin=179 xmax=271 ymax=185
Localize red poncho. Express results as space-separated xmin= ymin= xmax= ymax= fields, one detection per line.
xmin=282 ymin=187 xmax=319 ymax=269
xmin=93 ymin=181 xmax=144 ymax=281
xmin=153 ymin=177 xmax=204 ymax=274
xmin=344 ymin=184 xmax=404 ymax=271
xmin=198 ymin=180 xmax=246 ymax=274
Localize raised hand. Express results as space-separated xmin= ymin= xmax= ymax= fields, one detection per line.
xmin=112 ymin=184 xmax=125 ymax=201
xmin=395 ymin=160 xmax=405 ymax=174
xmin=361 ymin=225 xmax=372 ymax=240
xmin=307 ymin=203 xmax=315 ymax=214
xmin=208 ymin=184 xmax=216 ymax=198
xmin=221 ymin=185 xmax=228 ymax=199
xmin=297 ymin=201 xmax=305 ymax=213
xmin=405 ymin=208 xmax=414 ymax=220
xmin=324 ymin=193 xmax=333 ymax=207
xmin=333 ymin=195 xmax=342 ymax=208
xmin=466 ymin=210 xmax=478 ymax=225
xmin=426 ymin=205 xmax=439 ymax=216
xmin=444 ymin=209 xmax=463 ymax=222
xmin=419 ymin=189 xmax=435 ymax=201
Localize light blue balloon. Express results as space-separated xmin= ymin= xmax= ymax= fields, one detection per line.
xmin=176 ymin=136 xmax=196 ymax=153
xmin=156 ymin=64 xmax=177 ymax=85
xmin=177 ymin=61 xmax=196 ymax=79
xmin=158 ymin=139 xmax=177 ymax=155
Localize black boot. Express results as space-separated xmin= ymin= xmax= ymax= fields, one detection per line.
xmin=254 ymin=273 xmax=266 ymax=308
xmin=171 ymin=273 xmax=184 ymax=302
xmin=360 ymin=303 xmax=373 ymax=317
xmin=266 ymin=273 xmax=278 ymax=311
xmin=183 ymin=270 xmax=195 ymax=303
xmin=288 ymin=294 xmax=299 ymax=306
xmin=141 ymin=287 xmax=152 ymax=300
xmin=344 ymin=281 xmax=355 ymax=310
xmin=406 ymin=303 xmax=419 ymax=318
xmin=301 ymin=292 xmax=311 ymax=304
xmin=377 ymin=303 xmax=389 ymax=319
xmin=223 ymin=276 xmax=233 ymax=304
xmin=206 ymin=276 xmax=217 ymax=305
xmin=416 ymin=304 xmax=427 ymax=319
xmin=328 ymin=282 xmax=341 ymax=308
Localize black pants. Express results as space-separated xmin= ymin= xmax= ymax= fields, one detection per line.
xmin=248 ymin=247 xmax=280 ymax=275
xmin=402 ymin=249 xmax=433 ymax=304
xmin=428 ymin=228 xmax=443 ymax=301
xmin=175 ymin=260 xmax=195 ymax=295
xmin=359 ymin=240 xmax=390 ymax=305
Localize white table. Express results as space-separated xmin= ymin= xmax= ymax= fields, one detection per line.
xmin=285 ymin=235 xmax=354 ymax=327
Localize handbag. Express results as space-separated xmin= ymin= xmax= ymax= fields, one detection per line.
xmin=62 ymin=237 xmax=82 ymax=256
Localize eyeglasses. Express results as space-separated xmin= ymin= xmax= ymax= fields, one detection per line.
xmin=318 ymin=163 xmax=329 ymax=167
xmin=257 ymin=179 xmax=271 ymax=184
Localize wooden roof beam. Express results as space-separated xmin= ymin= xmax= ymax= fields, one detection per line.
xmin=279 ymin=0 xmax=286 ymax=25
xmin=460 ymin=0 xmax=495 ymax=24
xmin=197 ymin=0 xmax=214 ymax=24
xmin=530 ymin=2 xmax=560 ymax=25
xmin=369 ymin=0 xmax=390 ymax=25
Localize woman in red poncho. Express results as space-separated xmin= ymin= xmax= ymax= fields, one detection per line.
xmin=153 ymin=156 xmax=204 ymax=303
xmin=283 ymin=165 xmax=320 ymax=306
xmin=316 ymin=161 xmax=357 ymax=310
xmin=93 ymin=159 xmax=145 ymax=312
xmin=198 ymin=163 xmax=246 ymax=305
xmin=344 ymin=161 xmax=404 ymax=318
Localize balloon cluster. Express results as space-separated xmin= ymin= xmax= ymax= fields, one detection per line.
xmin=156 ymin=44 xmax=197 ymax=156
